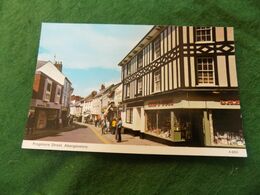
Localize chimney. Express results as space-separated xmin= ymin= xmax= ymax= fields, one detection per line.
xmin=54 ymin=61 xmax=63 ymax=72
xmin=100 ymin=84 xmax=105 ymax=91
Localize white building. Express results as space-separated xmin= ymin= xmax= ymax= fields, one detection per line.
xmin=81 ymin=91 xmax=96 ymax=123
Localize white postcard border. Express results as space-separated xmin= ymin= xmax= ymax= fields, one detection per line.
xmin=22 ymin=140 xmax=247 ymax=157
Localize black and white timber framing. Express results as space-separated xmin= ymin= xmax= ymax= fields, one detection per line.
xmin=118 ymin=25 xmax=243 ymax=147
xmin=119 ymin=26 xmax=237 ymax=101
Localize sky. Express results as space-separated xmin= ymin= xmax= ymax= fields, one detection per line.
xmin=38 ymin=23 xmax=152 ymax=96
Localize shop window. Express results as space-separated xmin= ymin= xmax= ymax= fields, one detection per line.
xmin=195 ymin=27 xmax=212 ymax=42
xmin=146 ymin=111 xmax=171 ymax=139
xmin=44 ymin=79 xmax=52 ymax=101
xmin=153 ymin=69 xmax=161 ymax=92
xmin=212 ymin=110 xmax=245 ymax=146
xmin=197 ymin=57 xmax=215 ymax=85
xmin=137 ymin=52 xmax=143 ymax=69
xmin=153 ymin=36 xmax=161 ymax=59
xmin=126 ymin=108 xmax=133 ymax=123
xmin=137 ymin=78 xmax=143 ymax=95
xmin=146 ymin=110 xmax=192 ymax=141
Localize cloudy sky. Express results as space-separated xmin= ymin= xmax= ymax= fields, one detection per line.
xmin=38 ymin=23 xmax=152 ymax=96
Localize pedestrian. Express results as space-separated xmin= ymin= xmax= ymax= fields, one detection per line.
xmin=95 ymin=119 xmax=98 ymax=127
xmin=26 ymin=112 xmax=35 ymax=135
xmin=115 ymin=117 xmax=122 ymax=142
xmin=69 ymin=116 xmax=73 ymax=126
xmin=106 ymin=120 xmax=110 ymax=134
xmin=111 ymin=118 xmax=117 ymax=135
xmin=101 ymin=119 xmax=106 ymax=134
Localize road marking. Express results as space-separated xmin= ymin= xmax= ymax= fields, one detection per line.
xmin=89 ymin=126 xmax=111 ymax=144
xmin=74 ymin=122 xmax=111 ymax=144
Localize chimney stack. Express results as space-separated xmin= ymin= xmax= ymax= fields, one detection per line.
xmin=54 ymin=61 xmax=63 ymax=72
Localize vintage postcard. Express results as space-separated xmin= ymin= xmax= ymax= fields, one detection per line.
xmin=22 ymin=23 xmax=247 ymax=157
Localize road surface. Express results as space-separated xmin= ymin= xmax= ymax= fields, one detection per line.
xmin=37 ymin=127 xmax=103 ymax=143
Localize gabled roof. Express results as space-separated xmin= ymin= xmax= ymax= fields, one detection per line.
xmin=118 ymin=25 xmax=166 ymax=67
xmin=94 ymin=84 xmax=114 ymax=98
xmin=36 ymin=60 xmax=50 ymax=69
xmin=36 ymin=61 xmax=65 ymax=85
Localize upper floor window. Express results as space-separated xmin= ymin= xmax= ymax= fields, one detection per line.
xmin=137 ymin=78 xmax=143 ymax=95
xmin=127 ymin=62 xmax=131 ymax=75
xmin=44 ymin=79 xmax=52 ymax=101
xmin=55 ymin=85 xmax=62 ymax=104
xmin=153 ymin=69 xmax=161 ymax=92
xmin=123 ymin=65 xmax=127 ymax=79
xmin=126 ymin=83 xmax=130 ymax=98
xmin=154 ymin=36 xmax=161 ymax=59
xmin=197 ymin=57 xmax=215 ymax=85
xmin=137 ymin=52 xmax=143 ymax=69
xmin=195 ymin=27 xmax=212 ymax=42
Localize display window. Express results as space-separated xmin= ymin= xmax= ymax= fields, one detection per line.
xmin=146 ymin=110 xmax=171 ymax=139
xmin=146 ymin=110 xmax=192 ymax=141
xmin=212 ymin=110 xmax=245 ymax=147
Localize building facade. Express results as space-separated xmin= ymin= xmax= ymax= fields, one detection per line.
xmin=102 ymin=83 xmax=122 ymax=122
xmin=119 ymin=26 xmax=245 ymax=147
xmin=81 ymin=91 xmax=97 ymax=123
xmin=70 ymin=95 xmax=84 ymax=122
xmin=29 ymin=61 xmax=72 ymax=129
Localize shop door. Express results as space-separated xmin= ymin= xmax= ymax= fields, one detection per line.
xmin=190 ymin=110 xmax=204 ymax=146
xmin=36 ymin=110 xmax=47 ymax=129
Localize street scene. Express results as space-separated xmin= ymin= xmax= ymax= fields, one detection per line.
xmin=24 ymin=23 xmax=246 ymax=151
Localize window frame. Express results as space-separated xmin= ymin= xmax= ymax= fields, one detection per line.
xmin=126 ymin=108 xmax=133 ymax=124
xmin=196 ymin=57 xmax=215 ymax=86
xmin=137 ymin=51 xmax=143 ymax=70
xmin=44 ymin=78 xmax=52 ymax=102
xmin=153 ymin=36 xmax=161 ymax=60
xmin=127 ymin=62 xmax=131 ymax=76
xmin=125 ymin=83 xmax=130 ymax=98
xmin=136 ymin=77 xmax=143 ymax=95
xmin=195 ymin=27 xmax=212 ymax=42
xmin=153 ymin=69 xmax=161 ymax=93
xmin=55 ymin=85 xmax=62 ymax=104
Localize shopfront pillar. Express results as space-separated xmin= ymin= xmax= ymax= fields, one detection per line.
xmin=203 ymin=110 xmax=211 ymax=146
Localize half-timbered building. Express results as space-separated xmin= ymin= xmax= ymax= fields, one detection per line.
xmin=119 ymin=25 xmax=245 ymax=147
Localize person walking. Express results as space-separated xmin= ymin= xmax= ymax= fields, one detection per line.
xmin=106 ymin=120 xmax=110 ymax=134
xmin=111 ymin=118 xmax=117 ymax=135
xmin=101 ymin=119 xmax=106 ymax=134
xmin=26 ymin=112 xmax=35 ymax=135
xmin=115 ymin=117 xmax=122 ymax=142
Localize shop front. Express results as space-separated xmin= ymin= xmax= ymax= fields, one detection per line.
xmin=144 ymin=96 xmax=245 ymax=147
xmin=30 ymin=99 xmax=61 ymax=130
xmin=211 ymin=109 xmax=245 ymax=147
xmin=35 ymin=108 xmax=59 ymax=129
xmin=145 ymin=109 xmax=203 ymax=146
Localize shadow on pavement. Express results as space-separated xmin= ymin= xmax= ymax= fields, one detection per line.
xmin=23 ymin=123 xmax=85 ymax=140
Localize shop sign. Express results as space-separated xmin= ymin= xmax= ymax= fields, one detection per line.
xmin=147 ymin=99 xmax=174 ymax=108
xmin=36 ymin=102 xmax=46 ymax=107
xmin=36 ymin=102 xmax=52 ymax=108
xmin=220 ymin=100 xmax=240 ymax=105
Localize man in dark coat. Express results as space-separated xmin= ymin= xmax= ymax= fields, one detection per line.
xmin=26 ymin=112 xmax=35 ymax=135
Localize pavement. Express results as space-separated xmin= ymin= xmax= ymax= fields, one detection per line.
xmin=24 ymin=122 xmax=163 ymax=146
xmin=75 ymin=122 xmax=163 ymax=146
